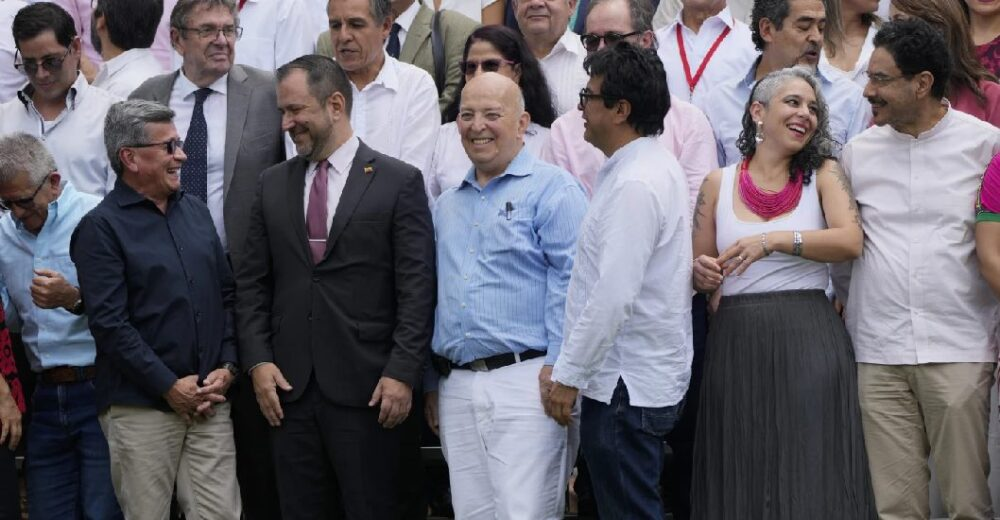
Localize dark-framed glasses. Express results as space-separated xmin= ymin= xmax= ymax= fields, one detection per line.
xmin=459 ymin=58 xmax=516 ymax=75
xmin=578 ymin=87 xmax=614 ymax=108
xmin=14 ymin=48 xmax=71 ymax=76
xmin=127 ymin=139 xmax=185 ymax=155
xmin=0 ymin=172 xmax=51 ymax=211
xmin=580 ymin=31 xmax=640 ymax=52
xmin=178 ymin=24 xmax=243 ymax=41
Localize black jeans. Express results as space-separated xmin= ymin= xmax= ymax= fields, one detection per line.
xmin=0 ymin=445 xmax=19 ymax=520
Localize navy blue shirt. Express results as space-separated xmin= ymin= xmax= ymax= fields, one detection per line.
xmin=71 ymin=180 xmax=236 ymax=412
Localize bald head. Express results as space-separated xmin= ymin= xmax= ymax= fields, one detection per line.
xmin=458 ymin=72 xmax=531 ymax=182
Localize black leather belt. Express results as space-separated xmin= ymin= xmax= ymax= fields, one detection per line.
xmin=433 ymin=349 xmax=545 ymax=376
xmin=39 ymin=365 xmax=96 ymax=384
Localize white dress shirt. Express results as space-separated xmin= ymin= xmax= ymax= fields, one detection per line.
xmin=843 ymin=106 xmax=1000 ymax=365
xmin=437 ymin=0 xmax=497 ymax=23
xmin=303 ymin=134 xmax=359 ymax=233
xmin=539 ymin=30 xmax=589 ymax=116
xmin=387 ymin=0 xmax=420 ymax=51
xmin=169 ymin=71 xmax=228 ymax=245
xmin=698 ymin=59 xmax=870 ymax=167
xmin=819 ymin=24 xmax=877 ymax=88
xmin=93 ymin=48 xmax=167 ymax=98
xmin=652 ymin=0 xmax=754 ymax=29
xmin=0 ymin=1 xmax=27 ymax=104
xmin=350 ymin=54 xmax=440 ymax=176
xmin=0 ymin=73 xmax=119 ymax=196
xmin=655 ymin=7 xmax=759 ymax=105
xmin=427 ymin=121 xmax=550 ymax=198
xmin=551 ymin=137 xmax=693 ymax=407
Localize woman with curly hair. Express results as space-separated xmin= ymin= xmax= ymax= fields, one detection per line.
xmin=690 ymin=66 xmax=876 ymax=519
xmin=0 ymin=306 xmax=24 ymax=520
xmin=426 ymin=25 xmax=557 ymax=199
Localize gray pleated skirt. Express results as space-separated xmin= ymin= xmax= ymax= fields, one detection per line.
xmin=691 ymin=290 xmax=877 ymax=520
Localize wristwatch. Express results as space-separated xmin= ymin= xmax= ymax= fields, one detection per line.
xmin=69 ymin=298 xmax=85 ymax=316
xmin=220 ymin=362 xmax=239 ymax=378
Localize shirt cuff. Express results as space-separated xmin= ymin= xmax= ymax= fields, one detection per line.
xmin=550 ymin=362 xmax=590 ymax=392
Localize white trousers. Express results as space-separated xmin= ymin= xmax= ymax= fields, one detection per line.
xmin=438 ymin=356 xmax=577 ymax=520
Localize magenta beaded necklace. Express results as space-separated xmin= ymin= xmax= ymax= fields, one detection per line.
xmin=738 ymin=157 xmax=803 ymax=219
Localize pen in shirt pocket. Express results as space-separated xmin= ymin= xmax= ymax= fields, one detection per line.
xmin=504 ymin=201 xmax=513 ymax=220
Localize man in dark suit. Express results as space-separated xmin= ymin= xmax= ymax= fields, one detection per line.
xmin=235 ymin=54 xmax=436 ymax=520
xmin=129 ymin=1 xmax=286 ymax=517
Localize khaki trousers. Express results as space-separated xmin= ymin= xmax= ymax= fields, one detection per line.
xmin=858 ymin=362 xmax=994 ymax=520
xmin=99 ymin=403 xmax=242 ymax=520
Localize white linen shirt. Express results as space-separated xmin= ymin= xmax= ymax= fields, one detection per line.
xmin=698 ymin=59 xmax=869 ymax=167
xmin=169 ymin=71 xmax=228 ymax=245
xmin=818 ymin=24 xmax=877 ymax=88
xmin=350 ymin=54 xmax=440 ymax=176
xmin=0 ymin=73 xmax=119 ymax=196
xmin=0 ymin=1 xmax=27 ymax=104
xmin=539 ymin=30 xmax=589 ymax=116
xmin=427 ymin=121 xmax=550 ymax=199
xmin=303 ymin=135 xmax=359 ymax=234
xmin=93 ymin=48 xmax=167 ymax=98
xmin=437 ymin=0 xmax=497 ymax=23
xmin=843 ymin=107 xmax=1000 ymax=364
xmin=655 ymin=7 xmax=759 ymax=105
xmin=551 ymin=137 xmax=693 ymax=407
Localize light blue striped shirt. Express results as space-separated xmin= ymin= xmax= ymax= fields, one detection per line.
xmin=432 ymin=147 xmax=588 ymax=368
xmin=0 ymin=182 xmax=101 ymax=371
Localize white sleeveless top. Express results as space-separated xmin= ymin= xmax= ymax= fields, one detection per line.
xmin=715 ymin=164 xmax=829 ymax=296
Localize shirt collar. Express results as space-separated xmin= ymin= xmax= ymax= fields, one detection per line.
xmin=112 ymin=177 xmax=182 ymax=209
xmin=100 ymin=48 xmax=156 ymax=78
xmin=673 ymin=6 xmax=736 ymax=32
xmin=17 ymin=72 xmax=86 ymax=112
xmin=312 ymin=134 xmax=360 ymax=176
xmin=10 ymin=179 xmax=72 ymax=233
xmin=395 ymin=1 xmax=420 ymax=32
xmin=459 ymin=145 xmax=535 ymax=190
xmin=549 ymin=29 xmax=586 ymax=60
xmin=176 ymin=69 xmax=229 ymax=99
xmin=887 ymin=99 xmax=955 ymax=141
xmin=364 ymin=54 xmax=400 ymax=92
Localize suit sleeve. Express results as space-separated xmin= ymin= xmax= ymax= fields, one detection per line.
xmin=384 ymin=168 xmax=437 ymax=388
xmin=234 ymin=175 xmax=276 ymax=370
xmin=438 ymin=11 xmax=480 ymax=113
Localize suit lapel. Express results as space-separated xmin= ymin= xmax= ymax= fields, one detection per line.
xmin=286 ymin=157 xmax=312 ymax=264
xmin=224 ymin=66 xmax=250 ymax=196
xmin=151 ymin=71 xmax=179 ymax=104
xmin=324 ymin=142 xmax=377 ymax=259
xmin=400 ymin=5 xmax=432 ymax=63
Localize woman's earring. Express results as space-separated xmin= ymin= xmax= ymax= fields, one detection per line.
xmin=755 ymin=120 xmax=764 ymax=144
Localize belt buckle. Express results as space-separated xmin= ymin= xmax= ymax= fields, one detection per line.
xmin=468 ymin=359 xmax=489 ymax=372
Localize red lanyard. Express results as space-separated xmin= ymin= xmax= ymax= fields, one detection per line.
xmin=238 ymin=0 xmax=248 ymax=9
xmin=676 ymin=24 xmax=731 ymax=94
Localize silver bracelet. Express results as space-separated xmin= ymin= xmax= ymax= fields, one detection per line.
xmin=760 ymin=233 xmax=771 ymax=256
xmin=792 ymin=230 xmax=803 ymax=256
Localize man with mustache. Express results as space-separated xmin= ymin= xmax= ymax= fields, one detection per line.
xmin=129 ymin=1 xmax=287 ymax=517
xmin=842 ymin=18 xmax=1000 ymax=519
xmin=697 ymin=0 xmax=868 ymax=166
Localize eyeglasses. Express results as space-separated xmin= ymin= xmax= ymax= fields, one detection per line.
xmin=578 ymin=87 xmax=614 ymax=109
xmin=866 ymin=72 xmax=906 ymax=87
xmin=13 ymin=48 xmax=71 ymax=76
xmin=127 ymin=139 xmax=185 ymax=155
xmin=178 ymin=25 xmax=243 ymax=41
xmin=580 ymin=31 xmax=640 ymax=52
xmin=0 ymin=172 xmax=51 ymax=211
xmin=459 ymin=58 xmax=516 ymax=75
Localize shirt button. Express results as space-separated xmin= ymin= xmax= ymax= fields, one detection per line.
xmin=464 ymin=332 xmax=470 ymax=337
xmin=460 ymin=302 xmax=466 ymax=308
xmin=307 ymin=314 xmax=313 ymax=321
xmin=463 ymin=275 xmax=468 ymax=280
xmin=480 ymin=196 xmax=486 ymax=201
xmin=468 ymin=249 xmax=474 ymax=254
xmin=312 ymin=277 xmax=319 ymax=283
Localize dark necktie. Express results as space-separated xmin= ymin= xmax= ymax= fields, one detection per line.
xmin=306 ymin=161 xmax=330 ymax=264
xmin=387 ymin=23 xmax=402 ymax=59
xmin=181 ymin=87 xmax=212 ymax=202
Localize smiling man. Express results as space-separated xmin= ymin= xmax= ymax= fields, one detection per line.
xmin=425 ymin=72 xmax=587 ymax=518
xmin=697 ymin=0 xmax=868 ymax=166
xmin=326 ymin=0 xmax=440 ymax=177
xmin=514 ymin=0 xmax=589 ymax=114
xmin=71 ymin=99 xmax=241 ymax=520
xmin=0 ymin=2 xmax=119 ymax=196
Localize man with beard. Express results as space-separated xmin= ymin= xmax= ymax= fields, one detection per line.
xmin=129 ymin=1 xmax=287 ymax=517
xmin=236 ymin=54 xmax=435 ymax=520
xmin=697 ymin=0 xmax=868 ymax=166
xmin=842 ymin=19 xmax=1000 ymax=519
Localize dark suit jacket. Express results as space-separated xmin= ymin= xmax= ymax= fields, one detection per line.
xmin=129 ymin=64 xmax=286 ymax=262
xmin=235 ymin=141 xmax=436 ymax=406
xmin=316 ymin=4 xmax=478 ymax=113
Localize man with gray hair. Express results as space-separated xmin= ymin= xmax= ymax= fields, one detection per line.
xmin=70 ymin=99 xmax=241 ymax=520
xmin=0 ymin=132 xmax=121 ymax=518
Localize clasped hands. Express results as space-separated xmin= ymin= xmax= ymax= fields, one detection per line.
xmin=163 ymin=369 xmax=235 ymax=425
xmin=694 ymin=235 xmax=770 ymax=294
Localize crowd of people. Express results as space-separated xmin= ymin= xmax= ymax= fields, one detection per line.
xmin=0 ymin=0 xmax=999 ymax=519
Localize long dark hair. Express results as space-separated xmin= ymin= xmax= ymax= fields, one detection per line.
xmin=442 ymin=25 xmax=557 ymax=128
xmin=736 ymin=67 xmax=835 ymax=185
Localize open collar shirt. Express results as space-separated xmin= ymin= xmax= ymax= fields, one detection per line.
xmin=843 ymin=106 xmax=1000 ymax=364
xmin=93 ymin=48 xmax=167 ymax=99
xmin=0 ymin=182 xmax=101 ymax=372
xmin=551 ymin=137 xmax=693 ymax=408
xmin=539 ymin=30 xmax=589 ymax=116
xmin=0 ymin=73 xmax=120 ymax=196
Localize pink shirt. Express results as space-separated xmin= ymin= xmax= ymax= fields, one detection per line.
xmin=950 ymin=80 xmax=1000 ymax=127
xmin=47 ymin=0 xmax=178 ymax=70
xmin=540 ymin=95 xmax=718 ymax=217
